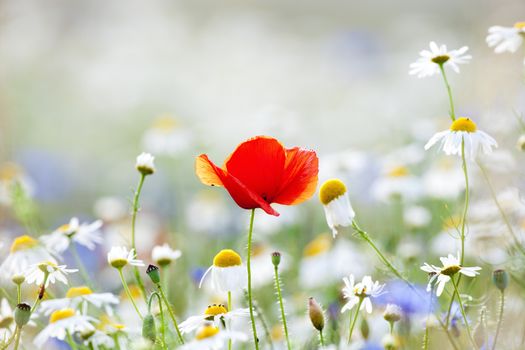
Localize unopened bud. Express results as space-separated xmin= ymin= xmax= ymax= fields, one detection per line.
xmin=146 ymin=265 xmax=160 ymax=284
xmin=142 ymin=313 xmax=156 ymax=342
xmin=492 ymin=269 xmax=509 ymax=291
xmin=14 ymin=303 xmax=31 ymax=327
xmin=383 ymin=304 xmax=403 ymax=323
xmin=11 ymin=275 xmax=25 ymax=286
xmin=271 ymin=252 xmax=281 ymax=267
xmin=360 ymin=317 xmax=369 ymax=340
xmin=308 ymin=297 xmax=324 ymax=331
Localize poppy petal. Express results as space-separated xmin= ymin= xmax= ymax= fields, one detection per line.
xmin=273 ymin=147 xmax=319 ymax=205
xmin=195 ymin=154 xmax=224 ymax=187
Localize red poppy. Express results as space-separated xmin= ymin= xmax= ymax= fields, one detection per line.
xmin=195 ymin=136 xmax=319 ymax=216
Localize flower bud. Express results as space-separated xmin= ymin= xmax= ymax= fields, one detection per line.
xmin=11 ymin=275 xmax=25 ymax=286
xmin=136 ymin=152 xmax=155 ymax=176
xmin=383 ymin=304 xmax=403 ymax=323
xmin=492 ymin=269 xmax=509 ymax=291
xmin=142 ymin=313 xmax=156 ymax=342
xmin=360 ymin=317 xmax=369 ymax=340
xmin=382 ymin=334 xmax=399 ymax=350
xmin=308 ymin=297 xmax=324 ymax=332
xmin=146 ymin=264 xmax=161 ymax=284
xmin=271 ymin=252 xmax=281 ymax=267
xmin=14 ymin=303 xmax=31 ymax=327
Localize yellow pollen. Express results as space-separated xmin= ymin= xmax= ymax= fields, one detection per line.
xmin=50 ymin=308 xmax=75 ymax=323
xmin=66 ymin=286 xmax=93 ymax=298
xmin=0 ymin=162 xmax=22 ymax=181
xmin=303 ymin=234 xmax=332 ymax=257
xmin=354 ymin=286 xmax=367 ymax=297
xmin=152 ymin=116 xmax=177 ymax=132
xmin=204 ymin=304 xmax=228 ymax=316
xmin=431 ymin=55 xmax=450 ymax=64
xmin=213 ymin=249 xmax=242 ymax=267
xmin=113 ymin=324 xmax=126 ymax=330
xmin=514 ymin=22 xmax=525 ymax=30
xmin=387 ymin=166 xmax=409 ymax=178
xmin=450 ymin=117 xmax=477 ymax=133
xmin=196 ymin=325 xmax=220 ymax=340
xmin=57 ymin=223 xmax=73 ymax=233
xmin=319 ymin=179 xmax=347 ymax=205
xmin=10 ymin=235 xmax=38 ymax=253
xmin=120 ymin=285 xmax=142 ymax=300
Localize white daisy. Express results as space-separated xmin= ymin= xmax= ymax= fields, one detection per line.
xmin=40 ymin=217 xmax=103 ymax=255
xmin=424 ymin=117 xmax=497 ymax=160
xmin=24 ymin=261 xmax=78 ymax=288
xmin=136 ymin=152 xmax=155 ymax=175
xmin=0 ymin=298 xmax=14 ymax=339
xmin=319 ymin=179 xmax=355 ymax=237
xmin=151 ymin=243 xmax=182 ymax=267
xmin=199 ymin=249 xmax=247 ymax=293
xmin=487 ymin=22 xmax=525 ymax=54
xmin=409 ymin=42 xmax=471 ymax=78
xmin=341 ymin=275 xmax=386 ymax=314
xmin=33 ymin=308 xmax=97 ymax=348
xmin=40 ymin=286 xmax=119 ymax=316
xmin=420 ymin=252 xmax=481 ymax=297
xmin=107 ymin=246 xmax=144 ymax=269
xmin=0 ymin=162 xmax=35 ymax=206
xmin=180 ymin=325 xmax=247 ymax=350
xmin=371 ymin=165 xmax=423 ymax=202
xmin=142 ymin=116 xmax=192 ymax=157
xmin=179 ymin=304 xmax=251 ymax=334
xmin=77 ymin=326 xmax=115 ymax=350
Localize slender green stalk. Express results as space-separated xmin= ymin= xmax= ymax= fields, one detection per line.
xmin=273 ymin=265 xmax=291 ymax=350
xmin=66 ymin=329 xmax=78 ymax=350
xmin=348 ymin=298 xmax=363 ymax=344
xmin=422 ymin=323 xmax=429 ymax=350
xmin=439 ymin=64 xmax=456 ymax=121
xmin=112 ymin=334 xmax=121 ymax=350
xmin=459 ymin=138 xmax=469 ymax=265
xmin=491 ymin=291 xmax=505 ymax=350
xmin=13 ymin=327 xmax=21 ymax=350
xmin=156 ymin=283 xmax=184 ymax=344
xmin=131 ymin=174 xmax=147 ymax=301
xmin=249 ymin=292 xmax=275 ymax=350
xmin=30 ymin=273 xmax=49 ymax=314
xmin=246 ymin=209 xmax=259 ymax=350
xmin=319 ymin=330 xmax=325 ymax=348
xmin=148 ymin=292 xmax=166 ymax=349
xmin=16 ymin=284 xmax=21 ymax=304
xmin=228 ymin=291 xmax=232 ymax=350
xmin=71 ymin=241 xmax=94 ymax=287
xmin=450 ymin=278 xmax=477 ymax=349
xmin=117 ymin=268 xmax=143 ymax=320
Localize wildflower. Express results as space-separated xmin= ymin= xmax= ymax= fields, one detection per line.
xmin=319 ymin=178 xmax=355 ymax=237
xmin=0 ymin=299 xmax=14 ymax=338
xmin=199 ymin=249 xmax=247 ymax=293
xmin=0 ymin=235 xmax=56 ymax=280
xmin=195 ymin=136 xmax=319 ymax=216
xmin=24 ymin=261 xmax=77 ymax=288
xmin=308 ymin=297 xmax=325 ymax=332
xmin=0 ymin=162 xmax=34 ymax=206
xmin=107 ymin=246 xmax=144 ymax=269
xmin=341 ymin=275 xmax=386 ymax=314
xmin=409 ymin=41 xmax=471 ymax=78
xmin=371 ymin=165 xmax=423 ymax=202
xmin=14 ymin=303 xmax=31 ymax=327
xmin=179 ymin=304 xmax=251 ymax=334
xmin=180 ymin=324 xmax=248 ymax=350
xmin=487 ymin=22 xmax=525 ymax=54
xmin=424 ymin=117 xmax=497 ymax=159
xmin=420 ymin=253 xmax=481 ymax=296
xmin=135 ymin=152 xmax=155 ymax=175
xmin=492 ymin=269 xmax=509 ymax=291
xmin=40 ymin=286 xmax=119 ymax=316
xmin=33 ymin=308 xmax=97 ymax=348
xmin=151 ymin=243 xmax=181 ymax=267
xmin=40 ymin=217 xmax=103 ymax=255
xmin=142 ymin=116 xmax=192 ymax=156
xmin=383 ymin=304 xmax=403 ymax=323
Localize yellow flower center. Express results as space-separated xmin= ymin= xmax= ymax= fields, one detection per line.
xmin=213 ymin=249 xmax=242 ymax=267
xmin=303 ymin=234 xmax=331 ymax=257
xmin=450 ymin=117 xmax=477 ymax=133
xmin=152 ymin=116 xmax=177 ymax=132
xmin=196 ymin=325 xmax=220 ymax=340
xmin=319 ymin=179 xmax=347 ymax=205
xmin=271 ymin=324 xmax=284 ymax=341
xmin=66 ymin=286 xmax=93 ymax=298
xmin=431 ymin=55 xmax=450 ymax=64
xmin=10 ymin=235 xmax=38 ymax=253
xmin=354 ymin=286 xmax=368 ymax=298
xmin=38 ymin=261 xmax=58 ymax=273
xmin=387 ymin=166 xmax=409 ymax=178
xmin=204 ymin=304 xmax=228 ymax=316
xmin=514 ymin=22 xmax=525 ymax=30
xmin=50 ymin=308 xmax=75 ymax=323
xmin=441 ymin=265 xmax=461 ymax=276
xmin=0 ymin=162 xmax=22 ymax=181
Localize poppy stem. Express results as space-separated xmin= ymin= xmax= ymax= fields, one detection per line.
xmin=492 ymin=290 xmax=505 ymax=350
xmin=156 ymin=283 xmax=184 ymax=344
xmin=273 ymin=264 xmax=291 ymax=350
xmin=246 ymin=209 xmax=260 ymax=350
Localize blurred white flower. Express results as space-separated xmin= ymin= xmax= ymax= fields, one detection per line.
xmin=180 ymin=325 xmax=247 ymax=350
xmin=40 ymin=217 xmax=103 ymax=255
xmin=107 ymin=246 xmax=144 ymax=269
xmin=319 ymin=179 xmax=355 ymax=237
xmin=409 ymin=42 xmax=471 ymax=78
xmin=371 ymin=165 xmax=423 ymax=202
xmin=0 ymin=162 xmax=35 ymax=206
xmin=142 ymin=116 xmax=192 ymax=156
xmin=24 ymin=261 xmax=77 ymax=288
xmin=40 ymin=286 xmax=119 ymax=316
xmin=403 ymin=205 xmax=432 ymax=228
xmin=423 ymin=158 xmax=464 ymax=199
xmin=179 ymin=304 xmax=251 ymax=334
xmin=151 ymin=243 xmax=181 ymax=266
xmin=341 ymin=275 xmax=386 ymax=314
xmin=135 ymin=152 xmax=156 ymax=175
xmin=199 ymin=249 xmax=247 ymax=293
xmin=94 ymin=196 xmax=128 ymax=222
xmin=34 ymin=308 xmax=97 ymax=348
xmin=487 ymin=23 xmax=525 ymax=54
xmin=0 ymin=299 xmax=14 ymax=339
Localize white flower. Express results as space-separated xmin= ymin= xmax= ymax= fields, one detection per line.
xmin=420 ymin=253 xmax=481 ymax=296
xmin=107 ymin=246 xmax=144 ymax=269
xmin=24 ymin=262 xmax=78 ymax=288
xmin=135 ymin=152 xmax=155 ymax=175
xmin=151 ymin=243 xmax=182 ymax=266
xmin=40 ymin=286 xmax=119 ymax=316
xmin=319 ymin=179 xmax=355 ymax=237
xmin=0 ymin=298 xmax=14 ymax=339
xmin=341 ymin=275 xmax=385 ymax=314
xmin=180 ymin=325 xmax=247 ymax=350
xmin=199 ymin=249 xmax=247 ymax=293
xmin=487 ymin=23 xmax=525 ymax=54
xmin=383 ymin=304 xmax=403 ymax=323
xmin=142 ymin=116 xmax=192 ymax=157
xmin=371 ymin=165 xmax=423 ymax=202
xmin=424 ymin=117 xmax=497 ymax=160
xmin=40 ymin=217 xmax=103 ymax=255
xmin=409 ymin=42 xmax=471 ymax=78
xmin=34 ymin=308 xmax=97 ymax=348
xmin=179 ymin=304 xmax=251 ymax=334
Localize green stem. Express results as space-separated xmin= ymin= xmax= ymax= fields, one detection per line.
xmin=492 ymin=291 xmax=505 ymax=350
xmin=148 ymin=292 xmax=166 ymax=349
xmin=117 ymin=268 xmax=143 ymax=320
xmin=450 ymin=278 xmax=477 ymax=349
xmin=348 ymin=298 xmax=363 ymax=344
xmin=274 ymin=265 xmax=291 ymax=350
xmin=66 ymin=329 xmax=78 ymax=350
xmin=319 ymin=330 xmax=325 ymax=348
xmin=156 ymin=283 xmax=184 ymax=344
xmin=131 ymin=174 xmax=147 ymax=301
xmin=439 ymin=64 xmax=456 ymax=121
xmin=112 ymin=334 xmax=121 ymax=350
xmin=30 ymin=273 xmax=49 ymax=314
xmin=13 ymin=327 xmax=21 ymax=350
xmin=246 ymin=209 xmax=259 ymax=350
xmin=249 ymin=292 xmax=274 ymax=350
xmin=459 ymin=138 xmax=469 ymax=265
xmin=16 ymin=284 xmax=21 ymax=304
xmin=228 ymin=291 xmax=232 ymax=350
xmin=71 ymin=241 xmax=94 ymax=288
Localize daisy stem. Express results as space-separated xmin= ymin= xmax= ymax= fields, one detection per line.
xmin=273 ymin=265 xmax=291 ymax=350
xmin=66 ymin=329 xmax=78 ymax=350
xmin=246 ymin=208 xmax=260 ymax=350
xmin=439 ymin=64 xmax=456 ymax=121
xmin=450 ymin=278 xmax=477 ymax=349
xmin=228 ymin=291 xmax=232 ymax=350
xmin=112 ymin=334 xmax=121 ymax=350
xmin=348 ymin=298 xmax=363 ymax=344
xmin=491 ymin=290 xmax=505 ymax=350
xmin=117 ymin=268 xmax=143 ymax=320
xmin=16 ymin=284 xmax=21 ymax=304
xmin=30 ymin=273 xmax=49 ymax=314
xmin=131 ymin=173 xmax=147 ymax=302
xmin=71 ymin=241 xmax=94 ymax=288
xmin=459 ymin=138 xmax=469 ymax=266
xmin=156 ymin=283 xmax=184 ymax=344
xmin=319 ymin=330 xmax=325 ymax=348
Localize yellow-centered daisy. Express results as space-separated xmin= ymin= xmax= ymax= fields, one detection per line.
xmin=199 ymin=249 xmax=247 ymax=293
xmin=319 ymin=179 xmax=355 ymax=237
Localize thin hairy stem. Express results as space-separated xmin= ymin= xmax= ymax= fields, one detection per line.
xmin=246 ymin=209 xmax=259 ymax=350
xmin=439 ymin=64 xmax=456 ymax=121
xmin=156 ymin=283 xmax=184 ymax=344
xmin=491 ymin=291 xmax=505 ymax=350
xmin=131 ymin=174 xmax=147 ymax=301
xmin=450 ymin=278 xmax=477 ymax=349
xmin=274 ymin=265 xmax=291 ymax=350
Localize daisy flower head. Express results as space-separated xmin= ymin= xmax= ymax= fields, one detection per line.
xmin=136 ymin=152 xmax=155 ymax=175
xmin=40 ymin=286 xmax=119 ymax=316
xmin=420 ymin=252 xmax=481 ymax=296
xmin=151 ymin=243 xmax=182 ymax=267
xmin=179 ymin=303 xmax=251 ymax=334
xmin=180 ymin=324 xmax=248 ymax=350
xmin=487 ymin=22 xmax=525 ymax=54
xmin=142 ymin=115 xmax=193 ymax=157
xmin=341 ymin=275 xmax=386 ymax=314
xmin=40 ymin=217 xmax=103 ymax=255
xmin=424 ymin=117 xmax=497 ymax=160
xmin=199 ymin=249 xmax=247 ymax=293
xmin=24 ymin=261 xmax=78 ymax=288
xmin=107 ymin=246 xmax=144 ymax=269
xmin=409 ymin=42 xmax=471 ymax=78
xmin=319 ymin=178 xmax=355 ymax=237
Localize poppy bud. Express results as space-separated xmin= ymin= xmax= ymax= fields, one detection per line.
xmin=492 ymin=269 xmax=509 ymax=291
xmin=146 ymin=264 xmax=161 ymax=284
xmin=308 ymin=297 xmax=324 ymax=332
xmin=271 ymin=252 xmax=281 ymax=267
xmin=360 ymin=317 xmax=370 ymax=340
xmin=142 ymin=313 xmax=156 ymax=342
xmin=15 ymin=303 xmax=31 ymax=327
